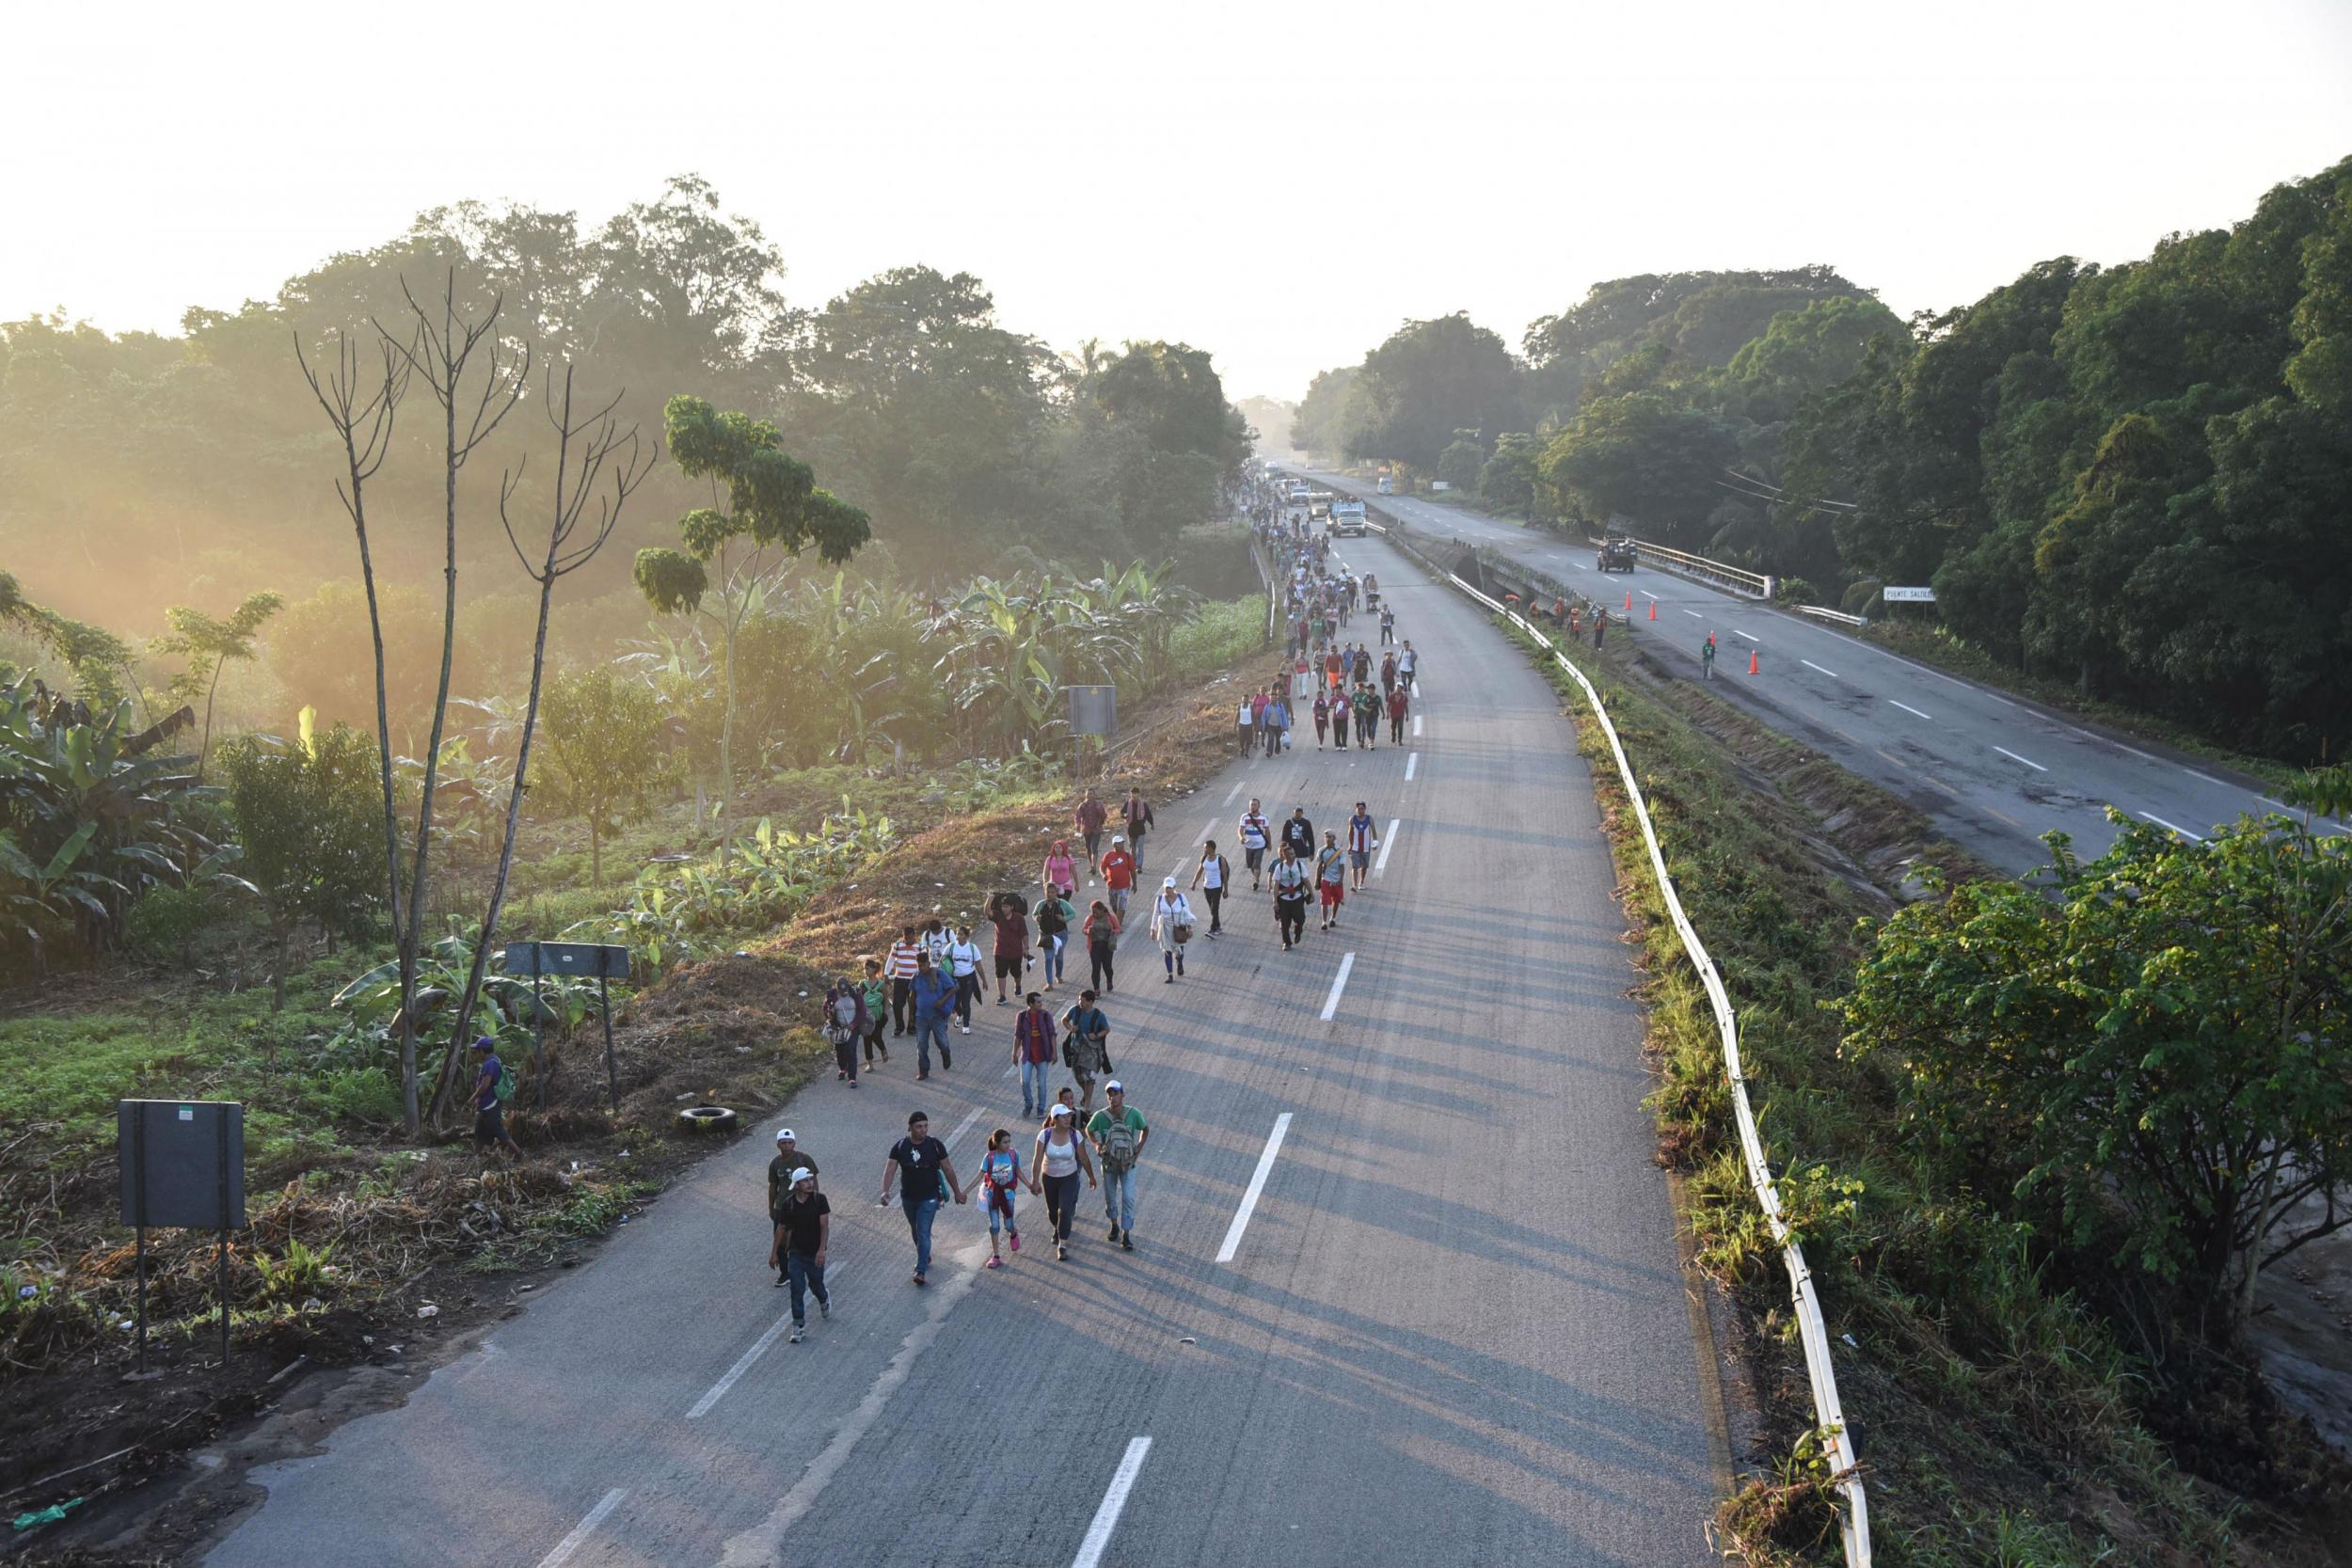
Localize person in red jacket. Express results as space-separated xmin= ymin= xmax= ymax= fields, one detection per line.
xmin=1387 ymin=683 xmax=1409 ymax=745
xmin=1074 ymin=789 xmax=1108 ymax=873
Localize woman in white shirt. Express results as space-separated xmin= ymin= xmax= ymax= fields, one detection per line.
xmin=1148 ymin=878 xmax=1196 ymax=984
xmin=946 ymin=923 xmax=985 ymax=1035
xmin=1032 ymin=1104 xmax=1097 ymax=1261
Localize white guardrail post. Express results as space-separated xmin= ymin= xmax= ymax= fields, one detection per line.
xmin=1444 ymin=569 xmax=1871 ymax=1568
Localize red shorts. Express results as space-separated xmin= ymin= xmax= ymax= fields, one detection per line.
xmin=1319 ymin=881 xmax=1343 ymax=909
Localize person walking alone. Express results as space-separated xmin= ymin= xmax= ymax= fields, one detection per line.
xmin=1122 ymin=788 xmax=1155 ymax=872
xmin=990 ymin=895 xmax=1029 ymax=1007
xmin=1387 ymin=682 xmax=1409 ymax=744
xmin=1082 ymin=898 xmax=1121 ymax=992
xmin=1311 ymin=689 xmax=1329 ymax=750
xmin=1189 ymin=839 xmax=1232 ymax=937
xmin=1101 ymin=835 xmax=1137 ymax=921
xmin=1316 ymin=830 xmax=1348 ymax=930
xmin=1270 ymin=842 xmax=1310 ymax=949
xmin=1280 ymin=805 xmax=1316 ymax=862
xmin=1075 ymin=788 xmax=1109 ymax=874
xmin=1012 ymin=990 xmax=1057 ymax=1118
xmin=1032 ymin=1105 xmax=1096 ymax=1261
xmin=1088 ymin=1080 xmax=1150 ymax=1251
xmin=1236 ymin=693 xmax=1256 ymax=756
xmin=1149 ymin=878 xmax=1196 ymax=983
xmin=1238 ymin=800 xmax=1271 ymax=890
xmin=1594 ymin=609 xmax=1606 ymax=649
xmin=910 ymin=953 xmax=958 ymax=1079
xmin=1346 ymin=801 xmax=1378 ymax=893
xmin=1701 ymin=635 xmax=1715 ymax=680
xmin=880 ymin=1111 xmax=966 ymax=1288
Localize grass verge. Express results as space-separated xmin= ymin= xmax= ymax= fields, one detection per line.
xmin=1492 ymin=611 xmax=2344 ymax=1567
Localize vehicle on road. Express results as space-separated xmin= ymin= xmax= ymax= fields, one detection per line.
xmin=1376 ymin=472 xmax=1394 ymax=496
xmin=1597 ymin=532 xmax=1638 ymax=572
xmin=1331 ymin=499 xmax=1366 ymax=537
xmin=1306 ymin=489 xmax=1334 ymax=520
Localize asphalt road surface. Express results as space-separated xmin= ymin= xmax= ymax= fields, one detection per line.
xmin=205 ymin=533 xmax=1724 ymax=1568
xmin=1302 ymin=471 xmax=2339 ymax=876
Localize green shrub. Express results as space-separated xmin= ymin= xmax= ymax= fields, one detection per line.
xmin=125 ymin=886 xmax=214 ymax=965
xmin=1168 ymin=597 xmax=1264 ymax=681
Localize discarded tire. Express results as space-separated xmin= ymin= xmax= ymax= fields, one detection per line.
xmin=676 ymin=1105 xmax=739 ymax=1135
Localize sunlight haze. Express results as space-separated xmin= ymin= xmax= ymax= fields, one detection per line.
xmin=7 ymin=0 xmax=2351 ymax=400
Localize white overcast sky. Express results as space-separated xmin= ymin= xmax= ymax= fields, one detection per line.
xmin=7 ymin=0 xmax=2349 ymax=403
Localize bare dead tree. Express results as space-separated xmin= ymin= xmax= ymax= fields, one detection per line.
xmin=366 ymin=272 xmax=532 ymax=1137
xmin=427 ymin=364 xmax=656 ymax=1122
xmin=294 ymin=326 xmax=415 ymax=1103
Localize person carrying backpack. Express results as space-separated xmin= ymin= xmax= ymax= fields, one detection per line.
xmin=1060 ymin=988 xmax=1112 ymax=1113
xmin=468 ymin=1037 xmax=522 ymax=1162
xmin=1087 ymin=1080 xmax=1150 ymax=1251
xmin=1237 ymin=800 xmax=1272 ymax=890
xmin=859 ymin=958 xmax=890 ymax=1068
xmin=1270 ymin=843 xmax=1310 ymax=949
xmin=978 ymin=1130 xmax=1027 ymax=1270
xmin=821 ymin=976 xmax=867 ymax=1087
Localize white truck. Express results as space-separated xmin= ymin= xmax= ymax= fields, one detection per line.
xmin=1330 ymin=499 xmax=1366 ymax=537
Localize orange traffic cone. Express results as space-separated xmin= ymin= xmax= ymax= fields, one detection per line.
xmin=1747 ymin=648 xmax=1759 ymax=675
xmin=1623 ymin=590 xmax=1632 ymax=612
xmin=1646 ymin=599 xmax=1657 ymax=621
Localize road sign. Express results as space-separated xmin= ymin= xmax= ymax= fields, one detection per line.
xmin=1882 ymin=586 xmax=1936 ymax=603
xmin=504 ymin=942 xmax=632 ymax=1111
xmin=119 ymin=1100 xmax=244 ymax=1370
xmin=1066 ymin=685 xmax=1117 ymax=737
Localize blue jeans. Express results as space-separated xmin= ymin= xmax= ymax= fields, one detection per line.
xmin=1021 ymin=1058 xmax=1051 ymax=1114
xmin=786 ymin=1251 xmax=828 ymax=1324
xmin=915 ymin=1015 xmax=949 ymax=1072
xmin=902 ymin=1196 xmax=940 ymax=1276
xmin=1043 ymin=935 xmax=1066 ymax=985
xmin=1103 ymin=1166 xmax=1136 ymax=1231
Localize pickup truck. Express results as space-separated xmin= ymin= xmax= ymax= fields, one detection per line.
xmin=1597 ymin=534 xmax=1638 ymax=572
xmin=1330 ymin=500 xmax=1366 ymax=537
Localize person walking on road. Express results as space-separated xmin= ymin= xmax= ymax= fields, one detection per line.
xmin=1311 ymin=689 xmax=1330 ymax=750
xmin=1122 ymin=788 xmax=1155 ymax=871
xmin=1352 ymin=681 xmax=1380 ymax=749
xmin=947 ymin=924 xmax=984 ymax=1033
xmin=766 ymin=1129 xmax=818 ymax=1286
xmin=771 ymin=1169 xmax=830 ymax=1339
xmin=860 ymin=958 xmax=890 ymax=1068
xmin=1238 ymin=800 xmax=1271 ymax=889
xmin=1397 ymin=641 xmax=1419 ymax=692
xmin=1032 ymin=1105 xmax=1097 ymax=1262
xmin=1060 ymin=989 xmax=1111 ymax=1113
xmin=1316 ymin=830 xmax=1348 ymax=930
xmin=1189 ymin=839 xmax=1232 ymax=936
xmin=910 ymin=953 xmax=958 ymax=1078
xmin=1263 ymin=692 xmax=1289 ymax=756
xmin=1346 ymin=802 xmax=1378 ymax=893
xmin=1035 ymin=885 xmax=1075 ymax=990
xmin=1329 ymin=678 xmax=1348 ymax=750
xmin=1270 ymin=843 xmax=1311 ymax=949
xmin=1379 ymin=648 xmax=1397 ymax=695
xmin=885 ymin=927 xmax=921 ymax=1036
xmin=1379 ymin=605 xmax=1395 ymax=646
xmin=1041 ymin=839 xmax=1077 ymax=906
xmin=821 ymin=975 xmax=866 ymax=1086
xmin=990 ymin=895 xmax=1030 ymax=1006
xmin=1088 ymin=1081 xmax=1150 ymax=1251
xmin=1280 ymin=805 xmax=1316 ymax=861
xmin=1387 ymin=683 xmax=1409 ymax=744
xmin=1236 ymin=694 xmax=1255 ymax=755
xmin=1701 ymin=635 xmax=1715 ymax=680
xmin=1149 ymin=878 xmax=1196 ymax=982
xmin=978 ymin=1130 xmax=1025 ymax=1269
xmin=1101 ymin=835 xmax=1137 ymax=920
xmin=880 ymin=1111 xmax=965 ymax=1288
xmin=1013 ymin=990 xmax=1057 ymax=1117
xmin=1075 ymin=788 xmax=1109 ymax=874
xmin=1082 ymin=898 xmax=1121 ymax=992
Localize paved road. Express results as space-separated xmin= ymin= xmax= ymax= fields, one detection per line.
xmin=1302 ymin=471 xmax=2338 ymax=876
xmin=206 ymin=533 xmax=1722 ymax=1568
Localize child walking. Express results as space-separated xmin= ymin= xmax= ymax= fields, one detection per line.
xmin=980 ymin=1129 xmax=1028 ymax=1268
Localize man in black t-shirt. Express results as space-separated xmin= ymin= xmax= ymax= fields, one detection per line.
xmin=771 ymin=1169 xmax=830 ymax=1341
xmin=765 ymin=1129 xmax=819 ymax=1284
xmin=879 ymin=1111 xmax=966 ymax=1287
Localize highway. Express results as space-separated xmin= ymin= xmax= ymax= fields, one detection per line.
xmin=204 ymin=531 xmax=1724 ymax=1568
xmin=1303 ymin=471 xmax=2332 ymax=877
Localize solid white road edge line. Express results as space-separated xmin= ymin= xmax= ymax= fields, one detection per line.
xmin=1801 ymin=659 xmax=1839 ymax=679
xmin=720 ymin=1243 xmax=988 ymax=1567
xmin=535 ymin=1488 xmax=625 ymax=1568
xmin=688 ymin=1308 xmax=801 ymax=1420
xmin=1375 ymin=820 xmax=1400 ymax=875
xmin=2183 ymin=767 xmax=2223 ymax=786
xmin=1216 ymin=1113 xmax=1295 ymax=1263
xmin=1889 ymin=701 xmax=1932 ymax=721
xmin=1994 ymin=746 xmax=2048 ymax=772
xmin=1405 ymin=752 xmax=1419 ymax=781
xmin=2138 ymin=812 xmax=2208 ymax=843
xmin=1319 ymin=953 xmax=1356 ymax=1022
xmin=1071 ymin=1437 xmax=1154 ymax=1568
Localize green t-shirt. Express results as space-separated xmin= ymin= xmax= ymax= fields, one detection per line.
xmin=1086 ymin=1105 xmax=1147 ymax=1155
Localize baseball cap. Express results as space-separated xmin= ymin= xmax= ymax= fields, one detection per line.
xmin=1050 ymin=1104 xmax=1073 ymax=1119
xmin=1112 ymin=833 xmax=1125 ymax=843
xmin=790 ymin=1166 xmax=815 ymax=1184
xmin=470 ymin=1037 xmax=495 ymax=1052
xmin=1105 ymin=1079 xmax=1123 ymax=1093
xmin=775 ymin=1128 xmax=796 ymax=1143
xmin=1163 ymin=876 xmax=1177 ymax=888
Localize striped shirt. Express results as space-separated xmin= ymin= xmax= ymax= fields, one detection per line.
xmin=885 ymin=941 xmax=921 ymax=980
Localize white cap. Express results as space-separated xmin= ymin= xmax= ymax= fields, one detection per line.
xmin=790 ymin=1166 xmax=815 ymax=1184
xmin=775 ymin=1129 xmax=796 ymax=1143
xmin=1105 ymin=1080 xmax=1123 ymax=1093
xmin=1050 ymin=1104 xmax=1073 ymax=1119
xmin=1112 ymin=833 xmax=1125 ymax=843
xmin=1163 ymin=877 xmax=1177 ymax=888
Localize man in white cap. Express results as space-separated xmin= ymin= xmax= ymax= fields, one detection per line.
xmin=766 ymin=1129 xmax=818 ymax=1287
xmin=772 ymin=1167 xmax=830 ymax=1341
xmin=1100 ymin=833 xmax=1137 ymax=920
xmin=1087 ymin=1079 xmax=1149 ymax=1250
xmin=1149 ymin=877 xmax=1196 ymax=983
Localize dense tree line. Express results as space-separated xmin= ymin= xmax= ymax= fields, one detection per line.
xmin=1292 ymin=157 xmax=2352 ymax=761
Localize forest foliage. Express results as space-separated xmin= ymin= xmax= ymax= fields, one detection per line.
xmin=1295 ymin=157 xmax=2352 ymax=762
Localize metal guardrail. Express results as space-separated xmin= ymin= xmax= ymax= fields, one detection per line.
xmin=1620 ymin=537 xmax=1770 ymax=597
xmin=1431 ymin=561 xmax=1871 ymax=1567
xmin=1795 ymin=603 xmax=1868 ymax=628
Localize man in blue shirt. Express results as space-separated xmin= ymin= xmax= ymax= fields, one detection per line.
xmin=469 ymin=1037 xmax=520 ymax=1162
xmin=910 ymin=953 xmax=959 ymax=1080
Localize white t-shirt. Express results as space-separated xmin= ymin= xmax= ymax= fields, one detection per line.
xmin=1200 ymin=854 xmax=1225 ymax=890
xmin=947 ymin=940 xmax=982 ymax=977
xmin=1237 ymin=701 xmax=1253 ymax=725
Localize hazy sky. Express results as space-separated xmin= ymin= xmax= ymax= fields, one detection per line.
xmin=8 ymin=0 xmax=2350 ymax=403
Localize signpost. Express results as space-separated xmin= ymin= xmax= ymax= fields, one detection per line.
xmin=118 ymin=1100 xmax=245 ymax=1373
xmin=1882 ymin=586 xmax=1936 ymax=603
xmin=1065 ymin=685 xmax=1117 ymax=791
xmin=503 ymin=942 xmax=632 ymax=1111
